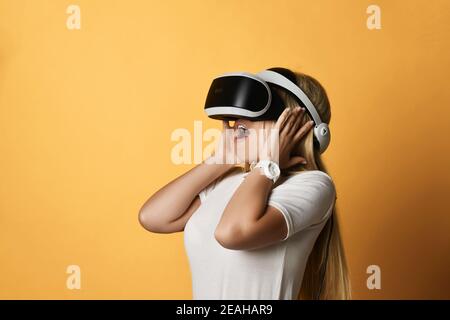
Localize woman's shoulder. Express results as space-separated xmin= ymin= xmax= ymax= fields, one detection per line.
xmin=239 ymin=167 xmax=334 ymax=187
xmin=269 ymin=169 xmax=337 ymax=221
xmin=284 ymin=169 xmax=333 ymax=182
xmin=279 ymin=170 xmax=336 ymax=194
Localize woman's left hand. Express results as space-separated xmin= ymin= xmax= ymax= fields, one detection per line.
xmin=260 ymin=106 xmax=315 ymax=169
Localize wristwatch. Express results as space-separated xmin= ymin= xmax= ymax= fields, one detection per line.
xmin=253 ymin=160 xmax=281 ymax=183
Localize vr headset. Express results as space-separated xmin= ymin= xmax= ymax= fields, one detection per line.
xmin=204 ymin=67 xmax=330 ymax=154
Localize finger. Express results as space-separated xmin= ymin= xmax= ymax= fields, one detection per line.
xmin=293 ymin=120 xmax=315 ymax=142
xmin=285 ymin=107 xmax=303 ymax=136
xmin=292 ymin=107 xmax=305 ymax=134
xmin=282 ymin=107 xmax=298 ymax=132
xmin=274 ymin=107 xmax=292 ymax=130
xmin=288 ymin=107 xmax=305 ymax=136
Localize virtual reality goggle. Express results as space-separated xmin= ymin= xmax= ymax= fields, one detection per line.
xmin=203 ymin=68 xmax=331 ymax=154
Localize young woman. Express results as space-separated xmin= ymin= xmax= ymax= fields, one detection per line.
xmin=138 ymin=69 xmax=351 ymax=300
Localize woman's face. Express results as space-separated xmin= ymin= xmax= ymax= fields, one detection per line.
xmin=228 ymin=118 xmax=274 ymax=164
xmin=232 ymin=118 xmax=264 ymax=138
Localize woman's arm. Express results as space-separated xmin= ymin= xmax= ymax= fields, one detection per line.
xmin=215 ymin=168 xmax=289 ymax=250
xmin=215 ymin=106 xmax=315 ymax=250
xmin=138 ymin=160 xmax=234 ymax=233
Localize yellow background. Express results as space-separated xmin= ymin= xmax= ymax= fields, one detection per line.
xmin=0 ymin=0 xmax=449 ymax=299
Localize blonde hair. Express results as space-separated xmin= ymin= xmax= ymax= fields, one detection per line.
xmin=241 ymin=68 xmax=351 ymax=299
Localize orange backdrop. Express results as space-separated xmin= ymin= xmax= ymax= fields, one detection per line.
xmin=0 ymin=0 xmax=449 ymax=299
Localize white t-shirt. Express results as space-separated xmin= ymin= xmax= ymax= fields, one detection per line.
xmin=184 ymin=167 xmax=336 ymax=300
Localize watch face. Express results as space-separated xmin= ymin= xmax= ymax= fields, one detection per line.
xmin=268 ymin=163 xmax=276 ymax=176
xmin=268 ymin=162 xmax=280 ymax=178
xmin=256 ymin=161 xmax=279 ymax=181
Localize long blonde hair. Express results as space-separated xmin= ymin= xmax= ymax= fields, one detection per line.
xmin=245 ymin=67 xmax=351 ymax=299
